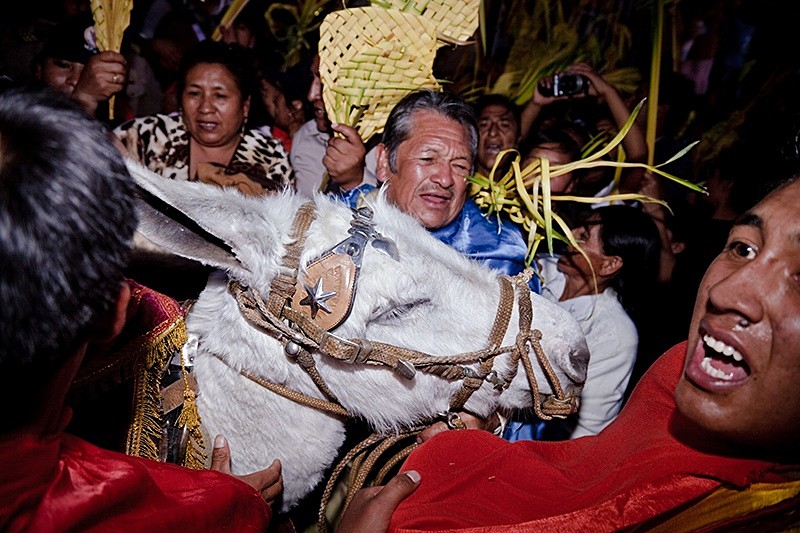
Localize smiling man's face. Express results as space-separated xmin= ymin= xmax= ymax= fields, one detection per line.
xmin=377 ymin=109 xmax=472 ymax=230
xmin=674 ymin=178 xmax=800 ymax=457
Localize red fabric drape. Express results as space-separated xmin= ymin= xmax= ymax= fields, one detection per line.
xmin=390 ymin=342 xmax=798 ymax=532
xmin=0 ymin=432 xmax=270 ymax=532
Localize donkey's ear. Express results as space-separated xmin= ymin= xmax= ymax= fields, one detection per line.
xmin=126 ymin=159 xmax=247 ymax=274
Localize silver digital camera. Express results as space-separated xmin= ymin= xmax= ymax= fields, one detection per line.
xmin=539 ymin=73 xmax=591 ymax=97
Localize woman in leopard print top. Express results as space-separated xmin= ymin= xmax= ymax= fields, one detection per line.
xmin=114 ymin=41 xmax=294 ymax=195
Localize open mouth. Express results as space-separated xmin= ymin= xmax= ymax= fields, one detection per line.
xmin=483 ymin=144 xmax=501 ymax=156
xmin=687 ymin=332 xmax=751 ymax=389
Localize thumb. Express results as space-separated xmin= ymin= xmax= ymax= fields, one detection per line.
xmin=210 ymin=434 xmax=232 ymax=475
xmin=376 ymin=470 xmax=421 ymax=506
xmin=330 ymin=122 xmax=362 ymax=144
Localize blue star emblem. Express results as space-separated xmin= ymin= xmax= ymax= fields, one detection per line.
xmin=299 ymin=278 xmax=337 ymax=318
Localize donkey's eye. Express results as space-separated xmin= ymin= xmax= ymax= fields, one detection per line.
xmin=371 ymin=299 xmax=430 ymax=324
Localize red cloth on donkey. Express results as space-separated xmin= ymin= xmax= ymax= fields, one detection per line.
xmin=0 ymin=429 xmax=270 ymax=532
xmin=390 ymin=342 xmax=800 ymax=532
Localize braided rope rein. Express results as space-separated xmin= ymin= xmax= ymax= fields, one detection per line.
xmin=203 ymin=202 xmax=579 ymax=527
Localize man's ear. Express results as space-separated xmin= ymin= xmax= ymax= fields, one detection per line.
xmin=90 ymin=281 xmax=131 ymax=344
xmin=599 ymin=255 xmax=623 ymax=277
xmin=375 ymin=143 xmax=393 ymax=184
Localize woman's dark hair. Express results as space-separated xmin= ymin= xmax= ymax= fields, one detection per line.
xmin=258 ymin=59 xmax=313 ymax=123
xmin=177 ymin=41 xmax=256 ymax=102
xmin=519 ymin=125 xmax=582 ymax=163
xmin=591 ymin=205 xmax=661 ymax=319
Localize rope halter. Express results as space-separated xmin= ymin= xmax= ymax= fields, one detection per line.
xmin=220 ymin=202 xmax=580 ymax=420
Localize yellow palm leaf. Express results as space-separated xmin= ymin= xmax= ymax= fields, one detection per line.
xmin=91 ymin=0 xmax=132 ymax=119
xmin=371 ymin=0 xmax=480 ymax=44
xmin=212 ymin=0 xmax=252 ymax=41
xmin=468 ymin=102 xmax=704 ymax=265
xmin=319 ymin=7 xmax=440 ymax=141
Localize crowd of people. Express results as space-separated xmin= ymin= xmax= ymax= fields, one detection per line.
xmin=2 ymin=0 xmax=800 ymax=530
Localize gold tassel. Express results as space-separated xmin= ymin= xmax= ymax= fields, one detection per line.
xmin=175 ymin=353 xmax=207 ymax=469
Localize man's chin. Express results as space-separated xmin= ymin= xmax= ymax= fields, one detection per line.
xmin=314 ymin=117 xmax=332 ymax=134
xmin=419 ymin=211 xmax=459 ymax=230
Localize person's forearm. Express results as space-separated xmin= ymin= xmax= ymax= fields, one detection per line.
xmin=604 ymin=90 xmax=647 ymax=163
xmin=71 ymin=92 xmax=100 ymax=116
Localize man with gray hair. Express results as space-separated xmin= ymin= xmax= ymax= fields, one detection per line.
xmin=347 ymin=89 xmax=535 ymax=437
xmin=361 ymin=89 xmax=532 ymax=282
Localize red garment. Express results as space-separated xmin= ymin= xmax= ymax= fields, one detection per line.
xmin=391 ymin=342 xmax=799 ymax=531
xmin=0 ymin=432 xmax=270 ymax=532
xmin=271 ymin=126 xmax=292 ymax=152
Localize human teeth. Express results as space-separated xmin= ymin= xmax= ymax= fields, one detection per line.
xmin=700 ymin=356 xmax=734 ymax=380
xmin=702 ymin=334 xmax=743 ymax=362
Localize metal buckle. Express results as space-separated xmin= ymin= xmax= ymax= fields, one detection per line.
xmin=486 ymin=370 xmax=510 ymax=391
xmin=320 ymin=332 xmax=373 ymax=364
xmin=442 ymin=411 xmax=466 ymax=430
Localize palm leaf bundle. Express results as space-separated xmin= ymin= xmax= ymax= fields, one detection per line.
xmin=482 ymin=0 xmax=640 ymax=105
xmin=469 ymin=100 xmax=703 ymax=265
xmin=319 ymin=7 xmax=439 ymax=143
xmin=318 ymin=0 xmax=479 ymax=142
xmin=90 ymin=0 xmax=132 ymax=119
xmin=265 ymin=0 xmax=336 ymax=69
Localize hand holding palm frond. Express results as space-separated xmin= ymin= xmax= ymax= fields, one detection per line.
xmin=91 ymin=0 xmax=132 ymax=119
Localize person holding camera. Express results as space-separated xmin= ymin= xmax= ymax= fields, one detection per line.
xmin=520 ymin=62 xmax=647 ymax=195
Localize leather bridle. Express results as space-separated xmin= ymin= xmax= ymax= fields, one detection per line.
xmin=216 ymin=201 xmax=580 ymax=421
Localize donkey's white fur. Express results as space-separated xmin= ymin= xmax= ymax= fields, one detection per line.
xmin=130 ymin=161 xmax=589 ymax=510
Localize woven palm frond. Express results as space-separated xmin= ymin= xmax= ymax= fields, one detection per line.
xmin=370 ymin=0 xmax=481 ymax=44
xmin=91 ymin=0 xmax=131 ymax=52
xmin=319 ymin=7 xmax=440 ymax=141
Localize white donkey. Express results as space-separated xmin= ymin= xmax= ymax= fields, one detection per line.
xmin=129 ymin=161 xmax=589 ymax=512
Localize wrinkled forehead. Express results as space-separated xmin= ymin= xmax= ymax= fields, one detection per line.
xmin=407 ymin=110 xmax=473 ymax=151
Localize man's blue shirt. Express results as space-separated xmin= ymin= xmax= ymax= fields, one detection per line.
xmin=337 ymin=185 xmax=539 ymax=293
